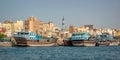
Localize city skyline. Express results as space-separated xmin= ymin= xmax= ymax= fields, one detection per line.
xmin=0 ymin=0 xmax=120 ymax=29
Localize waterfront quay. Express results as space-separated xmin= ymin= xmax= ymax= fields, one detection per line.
xmin=0 ymin=16 xmax=120 ymax=47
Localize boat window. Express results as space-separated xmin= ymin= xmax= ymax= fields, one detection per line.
xmin=103 ymin=35 xmax=107 ymax=37
xmin=21 ymin=33 xmax=24 ymax=35
xmin=100 ymin=35 xmax=106 ymax=37
xmin=25 ymin=33 xmax=29 ymax=35
xmin=72 ymin=34 xmax=76 ymax=36
xmin=100 ymin=35 xmax=103 ymax=37
xmin=47 ymin=39 xmax=50 ymax=42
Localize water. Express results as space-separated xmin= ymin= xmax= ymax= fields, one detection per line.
xmin=0 ymin=46 xmax=120 ymax=60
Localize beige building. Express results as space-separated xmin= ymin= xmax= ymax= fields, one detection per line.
xmin=77 ymin=26 xmax=89 ymax=32
xmin=69 ymin=25 xmax=94 ymax=33
xmin=14 ymin=20 xmax=23 ymax=32
xmin=68 ymin=24 xmax=120 ymax=37
xmin=0 ymin=20 xmax=23 ymax=37
xmin=69 ymin=25 xmax=76 ymax=33
xmin=24 ymin=16 xmax=59 ymax=38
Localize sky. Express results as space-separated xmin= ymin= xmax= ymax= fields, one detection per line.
xmin=0 ymin=0 xmax=120 ymax=29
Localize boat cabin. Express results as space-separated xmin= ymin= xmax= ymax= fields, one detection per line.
xmin=14 ymin=32 xmax=41 ymax=40
xmin=71 ymin=32 xmax=90 ymax=40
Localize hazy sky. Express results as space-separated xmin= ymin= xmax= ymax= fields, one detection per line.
xmin=0 ymin=0 xmax=120 ymax=29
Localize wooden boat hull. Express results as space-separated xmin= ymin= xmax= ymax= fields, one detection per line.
xmin=71 ymin=40 xmax=96 ymax=47
xmin=96 ymin=41 xmax=110 ymax=46
xmin=14 ymin=37 xmax=57 ymax=47
xmin=63 ymin=40 xmax=72 ymax=46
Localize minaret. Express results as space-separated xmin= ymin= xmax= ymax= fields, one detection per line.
xmin=62 ymin=16 xmax=64 ymax=31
